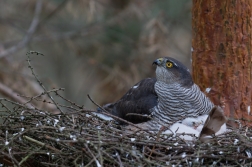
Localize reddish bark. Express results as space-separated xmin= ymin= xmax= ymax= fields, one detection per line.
xmin=192 ymin=0 xmax=252 ymax=125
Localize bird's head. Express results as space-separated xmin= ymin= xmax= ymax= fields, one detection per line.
xmin=153 ymin=57 xmax=193 ymax=87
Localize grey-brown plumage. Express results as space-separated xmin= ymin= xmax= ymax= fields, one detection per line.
xmin=199 ymin=106 xmax=227 ymax=142
xmin=100 ymin=57 xmax=214 ymax=128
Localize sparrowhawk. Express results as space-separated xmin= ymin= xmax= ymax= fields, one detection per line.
xmin=100 ymin=57 xmax=226 ymax=138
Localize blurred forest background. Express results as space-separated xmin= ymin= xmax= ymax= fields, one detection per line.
xmin=0 ymin=0 xmax=192 ymax=110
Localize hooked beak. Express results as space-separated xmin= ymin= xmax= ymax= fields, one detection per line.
xmin=152 ymin=58 xmax=163 ymax=66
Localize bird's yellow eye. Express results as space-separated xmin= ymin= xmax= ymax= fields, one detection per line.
xmin=166 ymin=62 xmax=173 ymax=68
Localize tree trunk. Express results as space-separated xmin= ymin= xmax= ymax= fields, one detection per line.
xmin=192 ymin=0 xmax=252 ymax=126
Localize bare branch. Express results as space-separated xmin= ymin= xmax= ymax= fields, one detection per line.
xmin=0 ymin=0 xmax=42 ymax=58
xmin=0 ymin=81 xmax=34 ymax=109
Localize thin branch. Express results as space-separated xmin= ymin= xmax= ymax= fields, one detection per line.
xmin=0 ymin=81 xmax=34 ymax=109
xmin=26 ymin=51 xmax=66 ymax=115
xmin=0 ymin=0 xmax=42 ymax=58
xmin=23 ymin=135 xmax=61 ymax=153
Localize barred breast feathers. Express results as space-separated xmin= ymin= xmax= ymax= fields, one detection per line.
xmin=151 ymin=81 xmax=214 ymax=125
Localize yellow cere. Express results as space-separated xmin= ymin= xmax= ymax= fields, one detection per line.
xmin=166 ymin=62 xmax=173 ymax=68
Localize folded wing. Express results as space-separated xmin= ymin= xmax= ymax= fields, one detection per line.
xmin=102 ymin=78 xmax=158 ymax=124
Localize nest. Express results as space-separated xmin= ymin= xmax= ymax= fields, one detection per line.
xmin=0 ymin=94 xmax=252 ymax=167
xmin=0 ymin=52 xmax=252 ymax=166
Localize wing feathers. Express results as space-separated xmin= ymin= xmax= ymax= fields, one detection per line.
xmin=102 ymin=78 xmax=157 ymax=124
